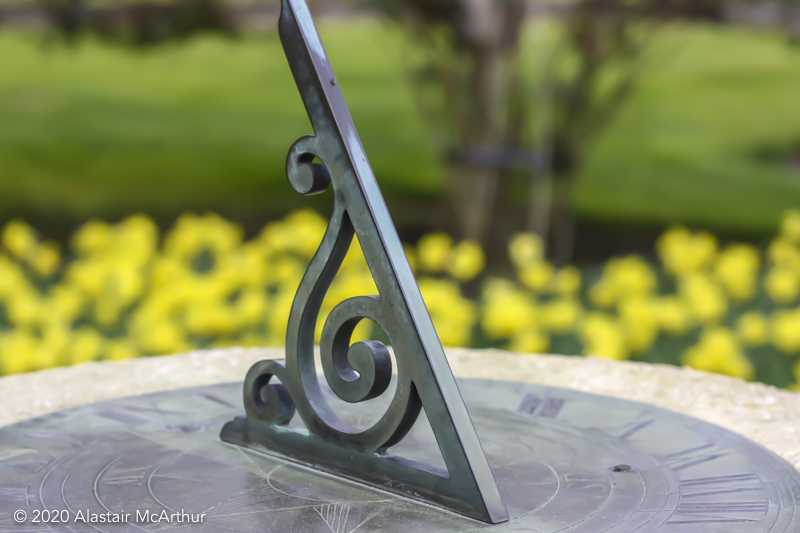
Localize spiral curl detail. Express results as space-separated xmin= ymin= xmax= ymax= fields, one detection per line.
xmin=247 ymin=140 xmax=421 ymax=453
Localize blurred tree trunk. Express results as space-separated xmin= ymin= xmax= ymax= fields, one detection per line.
xmin=372 ymin=0 xmax=525 ymax=244
xmin=369 ymin=0 xmax=767 ymax=259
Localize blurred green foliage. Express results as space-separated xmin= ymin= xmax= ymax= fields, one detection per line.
xmin=575 ymin=25 xmax=800 ymax=235
xmin=0 ymin=23 xmax=442 ymax=232
xmin=0 ymin=20 xmax=800 ymax=237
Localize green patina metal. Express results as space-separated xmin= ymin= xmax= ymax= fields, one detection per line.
xmin=219 ymin=0 xmax=508 ymax=523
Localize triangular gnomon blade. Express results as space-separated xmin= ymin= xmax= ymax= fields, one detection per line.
xmin=220 ymin=0 xmax=508 ymax=523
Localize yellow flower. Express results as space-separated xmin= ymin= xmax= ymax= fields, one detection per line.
xmin=679 ymin=274 xmax=727 ymax=324
xmin=781 ymin=210 xmax=800 ymax=243
xmin=0 ymin=254 xmax=30 ymax=300
xmin=1 ymin=221 xmax=61 ymax=276
xmin=737 ymin=311 xmax=768 ymax=347
xmin=508 ymin=233 xmax=544 ymax=268
xmin=266 ymin=289 xmax=296 ymax=346
xmin=518 ymin=260 xmax=554 ymax=292
xmin=509 ymin=328 xmax=549 ymax=354
xmin=657 ymin=226 xmax=718 ymax=276
xmin=236 ymin=243 xmax=271 ymax=288
xmin=72 ymin=219 xmax=115 ymax=255
xmin=340 ymin=237 xmax=370 ymax=273
xmin=767 ymin=238 xmax=800 ymax=270
xmin=589 ymin=255 xmax=656 ymax=308
xmin=579 ymin=312 xmax=628 ymax=361
xmin=281 ymin=209 xmax=328 ymax=259
xmin=94 ymin=295 xmax=124 ymax=327
xmin=105 ymin=339 xmax=139 ymax=361
xmin=447 ymin=239 xmax=485 ymax=282
xmin=403 ymin=244 xmax=417 ymax=273
xmin=771 ymin=308 xmax=800 ymax=354
xmin=115 ymin=214 xmax=159 ymax=265
xmin=541 ymin=297 xmax=582 ymax=334
xmin=184 ymin=305 xmax=237 ymax=337
xmin=419 ymin=277 xmax=476 ymax=346
xmin=682 ymin=327 xmax=754 ymax=380
xmin=714 ymin=244 xmax=760 ymax=302
xmin=6 ymin=289 xmax=45 ymax=327
xmin=324 ymin=270 xmax=378 ymax=310
xmin=65 ymin=327 xmax=105 ymax=366
xmin=480 ymin=279 xmax=538 ymax=339
xmin=588 ymin=280 xmax=615 ymax=308
xmin=350 ymin=320 xmax=374 ymax=344
xmin=618 ymin=296 xmax=659 ymax=353
xmin=40 ymin=320 xmax=69 ymax=365
xmin=0 ymin=329 xmax=37 ymax=374
xmin=552 ymin=267 xmax=581 ymax=296
xmin=133 ymin=319 xmax=189 ymax=356
xmin=28 ymin=241 xmax=60 ymax=277
xmin=653 ymin=296 xmax=693 ymax=335
xmin=65 ymin=259 xmax=110 ymax=298
xmin=417 ymin=233 xmax=453 ymax=274
xmin=164 ymin=212 xmax=243 ymax=260
xmin=235 ymin=289 xmax=268 ymax=327
xmin=1 ymin=220 xmax=38 ymax=260
xmin=764 ymin=266 xmax=800 ymax=304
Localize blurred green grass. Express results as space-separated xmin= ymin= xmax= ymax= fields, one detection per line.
xmin=0 ymin=22 xmax=442 ymax=229
xmin=1 ymin=21 xmax=800 ymax=236
xmin=574 ymin=25 xmax=800 ymax=235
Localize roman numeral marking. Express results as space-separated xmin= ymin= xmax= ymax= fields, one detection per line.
xmin=104 ymin=467 xmax=149 ymax=486
xmin=664 ymin=472 xmax=769 ymax=524
xmin=661 ymin=443 xmax=727 ymax=471
xmin=518 ymin=394 xmax=540 ymax=415
xmin=680 ymin=473 xmax=762 ymax=498
xmin=666 ymin=501 xmax=769 ymax=525
xmin=517 ymin=395 xmax=564 ymax=419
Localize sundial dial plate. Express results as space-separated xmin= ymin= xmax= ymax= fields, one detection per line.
xmin=4 ymin=1 xmax=796 ymax=530
xmin=0 ymin=377 xmax=798 ymax=533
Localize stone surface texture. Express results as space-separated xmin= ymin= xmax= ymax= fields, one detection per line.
xmin=1 ymin=347 xmax=799 ymax=470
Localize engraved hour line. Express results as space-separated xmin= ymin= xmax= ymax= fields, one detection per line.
xmin=660 ymin=443 xmax=728 ymax=471
xmin=104 ymin=467 xmax=149 ymax=486
xmin=618 ymin=419 xmax=654 ymax=440
xmin=0 ymin=486 xmax=29 ymax=505
xmin=198 ymin=392 xmax=236 ymax=408
xmin=313 ymin=503 xmax=350 ymax=533
xmin=666 ymin=502 xmax=769 ymax=525
xmin=680 ymin=474 xmax=763 ymax=498
xmin=124 ymin=405 xmax=184 ymax=416
xmin=0 ymin=460 xmax=49 ymax=473
xmin=663 ymin=470 xmax=769 ymax=524
xmin=24 ymin=431 xmax=83 ymax=447
xmin=517 ymin=394 xmax=564 ymax=419
xmin=96 ymin=410 xmax=149 ymax=426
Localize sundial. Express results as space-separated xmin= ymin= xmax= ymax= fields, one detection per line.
xmin=1 ymin=1 xmax=799 ymax=531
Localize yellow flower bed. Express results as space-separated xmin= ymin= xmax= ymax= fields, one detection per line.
xmin=3 ymin=209 xmax=800 ymax=389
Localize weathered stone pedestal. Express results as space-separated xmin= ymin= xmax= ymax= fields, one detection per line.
xmin=1 ymin=347 xmax=799 ymax=471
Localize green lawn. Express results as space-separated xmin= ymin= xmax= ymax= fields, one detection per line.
xmin=1 ymin=21 xmax=800 ymax=237
xmin=0 ymin=23 xmax=442 ymax=233
xmin=574 ymin=25 xmax=800 ymax=235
